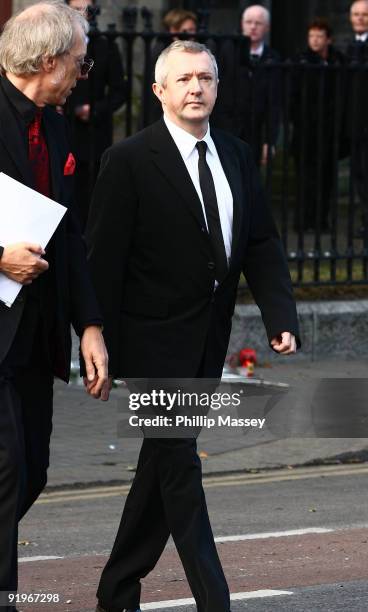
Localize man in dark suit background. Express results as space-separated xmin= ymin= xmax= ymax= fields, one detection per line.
xmin=346 ymin=0 xmax=368 ymax=238
xmin=291 ymin=18 xmax=345 ymax=232
xmin=0 ymin=2 xmax=108 ymax=608
xmin=64 ymin=0 xmax=126 ymax=230
xmin=87 ymin=40 xmax=299 ymax=612
xmin=213 ymin=4 xmax=281 ymax=166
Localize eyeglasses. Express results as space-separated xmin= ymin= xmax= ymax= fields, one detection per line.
xmin=65 ymin=52 xmax=94 ymax=76
xmin=79 ymin=56 xmax=94 ymax=76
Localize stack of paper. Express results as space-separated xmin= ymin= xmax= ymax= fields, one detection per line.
xmin=0 ymin=172 xmax=66 ymax=307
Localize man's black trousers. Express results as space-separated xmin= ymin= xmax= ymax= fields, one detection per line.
xmin=0 ymin=306 xmax=53 ymax=594
xmin=97 ymin=436 xmax=231 ymax=612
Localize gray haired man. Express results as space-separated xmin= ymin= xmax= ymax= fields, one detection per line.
xmin=87 ymin=39 xmax=298 ymax=612
xmin=0 ymin=2 xmax=108 ymax=608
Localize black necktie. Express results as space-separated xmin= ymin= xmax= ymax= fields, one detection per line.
xmin=196 ymin=141 xmax=228 ymax=283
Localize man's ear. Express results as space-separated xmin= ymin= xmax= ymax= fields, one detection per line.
xmin=152 ymin=82 xmax=165 ymax=104
xmin=42 ymin=55 xmax=57 ymax=73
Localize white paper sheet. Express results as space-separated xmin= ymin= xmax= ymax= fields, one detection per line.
xmin=0 ymin=172 xmax=67 ymax=307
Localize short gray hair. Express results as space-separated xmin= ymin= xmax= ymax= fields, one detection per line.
xmin=155 ymin=40 xmax=218 ymax=86
xmin=0 ymin=0 xmax=88 ymax=76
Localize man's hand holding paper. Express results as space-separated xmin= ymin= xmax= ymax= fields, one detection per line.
xmin=0 ymin=172 xmax=67 ymax=306
xmin=0 ymin=241 xmax=49 ymax=285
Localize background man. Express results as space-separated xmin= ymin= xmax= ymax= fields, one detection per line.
xmin=87 ymin=40 xmax=299 ymax=612
xmin=291 ymin=18 xmax=345 ymax=232
xmin=346 ymin=0 xmax=368 ymax=238
xmin=163 ymin=8 xmax=198 ymax=35
xmin=146 ymin=8 xmax=198 ymax=126
xmin=0 ymin=2 xmax=108 ymax=607
xmin=64 ymin=0 xmax=126 ymax=230
xmin=213 ymin=4 xmax=281 ymax=166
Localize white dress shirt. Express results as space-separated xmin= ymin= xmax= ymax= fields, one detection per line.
xmin=250 ymin=42 xmax=265 ymax=57
xmin=163 ymin=115 xmax=233 ymax=270
xmin=355 ymin=32 xmax=368 ymax=42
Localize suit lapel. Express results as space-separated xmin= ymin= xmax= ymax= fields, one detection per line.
xmin=211 ymin=128 xmax=244 ymax=262
xmin=0 ymin=82 xmax=33 ymax=187
xmin=149 ymin=119 xmax=207 ymax=229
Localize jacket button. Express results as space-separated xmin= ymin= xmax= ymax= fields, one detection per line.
xmin=208 ymin=262 xmax=215 ymax=270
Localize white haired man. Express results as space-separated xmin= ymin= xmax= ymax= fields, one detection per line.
xmin=213 ymin=4 xmax=281 ymax=166
xmin=0 ymin=2 xmax=108 ymax=608
xmin=87 ymin=40 xmax=299 ymax=612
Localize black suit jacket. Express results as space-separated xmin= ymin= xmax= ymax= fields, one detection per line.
xmin=65 ymin=33 xmax=126 ymax=163
xmin=345 ymin=39 xmax=368 ymax=137
xmin=212 ymin=42 xmax=281 ymax=161
xmin=290 ymin=45 xmax=346 ymax=158
xmin=86 ymin=119 xmax=299 ymax=379
xmin=0 ymin=78 xmax=101 ymax=381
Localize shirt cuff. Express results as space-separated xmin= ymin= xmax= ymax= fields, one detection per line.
xmin=83 ymin=320 xmax=104 ymax=332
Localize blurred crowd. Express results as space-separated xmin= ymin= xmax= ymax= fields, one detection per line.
xmin=63 ymin=0 xmax=368 ymax=237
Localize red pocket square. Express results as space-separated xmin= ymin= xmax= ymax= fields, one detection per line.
xmin=64 ymin=152 xmax=76 ymax=176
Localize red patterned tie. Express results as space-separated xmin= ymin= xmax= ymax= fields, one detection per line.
xmin=28 ymin=109 xmax=50 ymax=198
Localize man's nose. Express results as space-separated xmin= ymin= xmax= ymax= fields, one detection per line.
xmin=189 ymin=76 xmax=201 ymax=92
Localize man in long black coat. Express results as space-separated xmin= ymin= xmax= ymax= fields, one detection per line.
xmin=346 ymin=0 xmax=368 ymax=238
xmin=65 ymin=0 xmax=126 ymax=229
xmin=212 ymin=4 xmax=281 ymax=166
xmin=87 ymin=40 xmax=299 ymax=612
xmin=0 ymin=4 xmax=108 ymax=607
xmin=291 ymin=18 xmax=345 ymax=232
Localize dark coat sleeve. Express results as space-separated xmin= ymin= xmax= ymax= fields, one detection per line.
xmin=241 ymin=144 xmax=300 ymax=346
xmin=93 ymin=39 xmax=126 ymax=121
xmin=66 ymin=208 xmax=103 ymax=336
xmin=85 ymin=145 xmax=138 ymax=375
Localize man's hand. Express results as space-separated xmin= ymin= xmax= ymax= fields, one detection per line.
xmin=270 ymin=332 xmax=297 ymax=355
xmin=75 ymin=104 xmax=91 ymax=122
xmin=0 ymin=242 xmax=49 ymax=284
xmin=260 ymin=144 xmax=276 ymax=166
xmin=81 ymin=325 xmax=109 ymax=400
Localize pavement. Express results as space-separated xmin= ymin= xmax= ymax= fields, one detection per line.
xmin=49 ymin=357 xmax=368 ymax=489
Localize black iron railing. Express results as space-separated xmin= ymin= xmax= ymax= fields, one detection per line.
xmin=66 ymin=7 xmax=368 ymax=287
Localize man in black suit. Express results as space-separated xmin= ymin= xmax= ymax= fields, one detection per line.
xmin=213 ymin=4 xmax=281 ymax=166
xmin=87 ymin=40 xmax=299 ymax=612
xmin=65 ymin=0 xmax=126 ymax=230
xmin=346 ymin=0 xmax=368 ymax=238
xmin=291 ymin=18 xmax=346 ymax=232
xmin=0 ymin=2 xmax=108 ymax=608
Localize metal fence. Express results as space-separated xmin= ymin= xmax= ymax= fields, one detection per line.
xmin=68 ymin=7 xmax=368 ymax=288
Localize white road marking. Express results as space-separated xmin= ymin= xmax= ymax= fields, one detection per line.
xmin=215 ymin=527 xmax=333 ymax=542
xmin=16 ymin=527 xmax=336 ymax=565
xmin=19 ymin=556 xmax=63 ymax=563
xmin=140 ymin=590 xmax=293 ymax=609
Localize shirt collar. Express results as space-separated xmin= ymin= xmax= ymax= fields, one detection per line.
xmin=1 ymin=76 xmax=39 ymax=126
xmin=250 ymin=42 xmax=264 ymax=57
xmin=164 ymin=114 xmax=216 ymax=160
